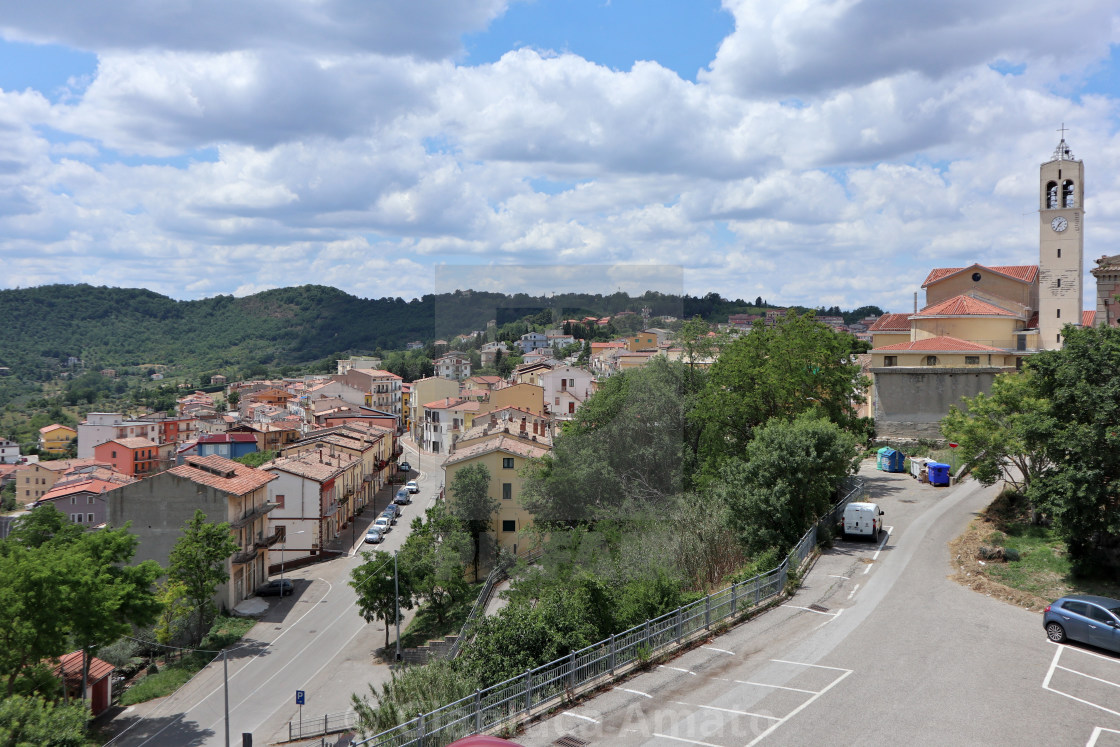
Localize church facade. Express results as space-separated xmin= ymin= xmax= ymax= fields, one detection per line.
xmin=869 ymin=137 xmax=1093 ymax=439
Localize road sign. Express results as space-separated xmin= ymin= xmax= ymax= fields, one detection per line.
xmin=295 ymin=690 xmax=305 ymax=705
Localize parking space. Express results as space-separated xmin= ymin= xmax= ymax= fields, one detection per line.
xmin=1088 ymin=727 xmax=1120 ymax=747
xmin=1044 ymin=643 xmax=1120 ymax=720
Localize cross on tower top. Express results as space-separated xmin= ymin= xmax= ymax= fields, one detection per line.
xmin=1058 ymin=123 xmax=1069 ymax=139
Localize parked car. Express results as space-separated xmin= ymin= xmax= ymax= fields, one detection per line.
xmin=406 ymin=480 xmax=420 ymax=494
xmin=842 ymin=502 xmax=884 ymax=541
xmin=383 ymin=503 xmax=401 ymax=519
xmin=394 ymin=487 xmax=412 ymax=505
xmin=373 ymin=516 xmax=392 ymax=534
xmin=256 ymin=579 xmax=294 ymax=596
xmin=364 ymin=528 xmax=383 ymax=544
xmin=1044 ymin=594 xmax=1120 ymax=653
xmin=381 ymin=508 xmax=398 ymax=525
xmin=399 ymin=461 xmax=411 ymax=473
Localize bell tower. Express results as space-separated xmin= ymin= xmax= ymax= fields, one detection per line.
xmin=1038 ymin=129 xmax=1084 ymax=349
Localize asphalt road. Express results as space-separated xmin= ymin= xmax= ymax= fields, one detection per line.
xmin=104 ymin=441 xmax=440 ymax=747
xmin=515 ymin=463 xmax=1120 ymax=747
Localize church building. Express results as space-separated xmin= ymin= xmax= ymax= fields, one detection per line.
xmin=869 ymin=135 xmax=1093 ymax=439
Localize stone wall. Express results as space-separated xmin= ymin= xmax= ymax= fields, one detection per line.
xmin=872 ymin=367 xmax=1011 ymax=439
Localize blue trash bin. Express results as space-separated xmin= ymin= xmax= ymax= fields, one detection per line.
xmin=928 ymin=462 xmax=950 ymax=486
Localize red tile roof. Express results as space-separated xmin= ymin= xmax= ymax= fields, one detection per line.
xmin=873 ymin=335 xmax=1006 ymax=353
xmin=921 ymin=264 xmax=1038 ymax=287
xmin=54 ymin=652 xmax=114 ymax=686
xmin=104 ymin=437 xmax=160 ymax=449
xmin=915 ymin=295 xmax=1016 ymax=317
xmin=444 ymin=434 xmax=550 ymax=466
xmin=1083 ymin=310 xmax=1096 ymax=326
xmin=168 ymin=455 xmax=276 ymax=495
xmin=868 ymin=313 xmax=911 ymax=332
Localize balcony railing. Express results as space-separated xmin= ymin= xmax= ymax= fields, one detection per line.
xmin=255 ymin=529 xmax=284 ymax=549
xmin=231 ymin=501 xmax=279 ymax=529
xmin=231 ymin=546 xmax=259 ymax=565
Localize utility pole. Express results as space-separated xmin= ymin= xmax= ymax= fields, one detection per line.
xmin=223 ymin=649 xmax=230 ymax=747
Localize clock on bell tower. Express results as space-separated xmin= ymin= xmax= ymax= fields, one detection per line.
xmin=1038 ymin=128 xmax=1084 ymax=350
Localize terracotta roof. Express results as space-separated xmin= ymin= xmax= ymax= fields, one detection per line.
xmin=424 ymin=397 xmax=464 ymax=409
xmin=921 ymin=264 xmax=1038 ymax=287
xmin=104 ymin=437 xmax=160 ymax=449
xmin=39 ymin=424 xmax=75 ymax=434
xmin=168 ymin=455 xmax=276 ymax=495
xmin=352 ymin=368 xmax=402 ymax=380
xmin=868 ymin=313 xmax=912 ymax=332
xmin=54 ymin=652 xmax=113 ymax=686
xmin=915 ymin=295 xmax=1017 ymax=317
xmin=1026 ymin=312 xmax=1039 ymax=329
xmin=444 ymin=435 xmax=550 ymax=467
xmin=873 ymin=336 xmax=1007 ymax=353
xmin=469 ymin=375 xmax=503 ymax=384
xmin=1083 ymin=310 xmax=1096 ymax=326
xmin=41 ymin=477 xmax=136 ymax=502
xmin=264 ymin=449 xmax=357 ymax=481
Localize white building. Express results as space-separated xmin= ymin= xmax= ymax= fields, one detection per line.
xmin=77 ymin=413 xmax=160 ymax=459
xmin=540 ymin=365 xmax=595 ymax=420
xmin=435 ymin=353 xmax=472 ymax=381
xmin=0 ymin=439 xmax=20 ymax=464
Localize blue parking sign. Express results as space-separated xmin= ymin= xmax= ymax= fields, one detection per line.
xmin=296 ymin=690 xmax=305 ymax=705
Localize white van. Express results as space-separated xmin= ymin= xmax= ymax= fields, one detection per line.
xmin=843 ymin=502 xmax=884 ymax=541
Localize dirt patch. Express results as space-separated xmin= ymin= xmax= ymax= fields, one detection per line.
xmin=948 ymin=517 xmax=1051 ymax=612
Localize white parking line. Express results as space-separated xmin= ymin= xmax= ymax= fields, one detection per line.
xmin=1043 ymin=645 xmax=1120 ymax=719
xmin=828 ymin=574 xmax=851 ymax=580
xmin=562 ymin=711 xmax=599 ymax=723
xmin=770 ymin=659 xmax=852 ymax=672
xmin=670 ymin=701 xmax=780 ymax=720
xmin=732 ymin=680 xmax=818 ymax=694
xmin=615 ymin=687 xmax=652 ymax=698
xmin=1088 ymin=727 xmax=1120 ymax=747
xmin=815 ymin=608 xmax=844 ymax=630
xmin=660 ymin=665 xmax=697 ymax=675
xmin=745 ymin=668 xmax=854 ymax=747
xmin=847 ymin=583 xmax=860 ymax=600
xmin=863 ymin=527 xmax=893 ymax=574
xmin=652 ymin=733 xmax=721 ymax=746
xmin=783 ymin=604 xmax=838 ymax=616
xmin=702 ymin=646 xmax=735 ymax=655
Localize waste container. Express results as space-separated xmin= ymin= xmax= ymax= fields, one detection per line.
xmin=928 ymin=462 xmax=951 ymax=486
xmin=877 ymin=447 xmax=905 ymax=472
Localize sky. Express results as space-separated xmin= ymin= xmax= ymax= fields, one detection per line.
xmin=1 ymin=1 xmax=1119 ymax=313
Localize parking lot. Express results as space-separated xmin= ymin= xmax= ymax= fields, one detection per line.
xmin=1044 ymin=642 xmax=1120 ymax=724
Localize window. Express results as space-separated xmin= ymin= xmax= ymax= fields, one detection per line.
xmin=1057 ymin=248 xmax=1061 ymax=258
xmin=555 ymin=397 xmax=560 ymax=405
xmin=569 ymin=402 xmax=576 ymax=414
xmin=71 ymin=496 xmax=76 ymax=505
xmin=925 ymin=356 xmax=938 ymax=366
xmin=111 ymin=450 xmax=117 ymax=458
xmin=72 ymin=514 xmax=82 ymax=523
xmin=87 ymin=513 xmax=95 ymax=523
xmin=1087 ymin=605 xmax=1116 ymax=625
xmin=883 ymin=356 xmax=897 ymax=367
xmin=502 ymin=482 xmax=512 ymax=500
xmin=1056 ymin=278 xmax=1061 ymax=288
xmin=502 ymin=457 xmax=514 ymax=469
xmin=1061 ymin=600 xmax=1088 ymax=616
xmin=1056 ymin=309 xmax=1061 ymax=318
xmin=87 ymin=496 xmax=94 ymax=504
xmin=502 ymin=520 xmax=516 ymax=532
xmin=965 ymin=356 xmax=979 ymax=365
xmin=1046 ymin=181 xmax=1058 ymax=209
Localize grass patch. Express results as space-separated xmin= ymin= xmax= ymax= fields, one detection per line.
xmin=400 ymin=587 xmax=482 ymax=650
xmin=118 ymin=616 xmax=257 ymax=705
xmin=949 ymin=489 xmax=1120 ymax=610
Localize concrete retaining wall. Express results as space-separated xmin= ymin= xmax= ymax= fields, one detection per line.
xmin=872 ymin=366 xmax=1010 ymax=439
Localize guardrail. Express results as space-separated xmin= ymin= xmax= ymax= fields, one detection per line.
xmin=351 ymin=475 xmax=865 ymax=747
xmin=289 ymin=709 xmax=361 ymax=741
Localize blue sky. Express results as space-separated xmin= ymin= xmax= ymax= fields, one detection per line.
xmin=1 ymin=0 xmax=1120 ymax=311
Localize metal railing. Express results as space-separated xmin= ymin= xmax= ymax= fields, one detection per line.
xmin=289 ymin=709 xmax=361 ymax=741
xmin=350 ymin=476 xmax=864 ymax=747
xmin=447 ymin=546 xmax=544 ymax=660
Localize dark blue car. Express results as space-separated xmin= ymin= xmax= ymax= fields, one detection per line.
xmin=1044 ymin=594 xmax=1120 ymax=654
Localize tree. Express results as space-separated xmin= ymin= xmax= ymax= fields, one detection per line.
xmin=398 ymin=503 xmax=471 ymax=625
xmin=167 ymin=510 xmax=239 ymax=645
xmin=711 ymin=413 xmax=859 ymax=557
xmin=448 ymin=464 xmax=499 ymax=581
xmin=692 ymin=312 xmax=869 ymax=467
xmin=351 ymin=550 xmax=413 ymax=651
xmin=1026 ymin=325 xmax=1120 ymax=574
xmin=941 ymin=371 xmax=1054 ymax=499
xmin=0 ymin=694 xmax=89 ymax=747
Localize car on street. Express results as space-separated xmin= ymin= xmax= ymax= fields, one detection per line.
xmin=373 ymin=516 xmax=392 ymax=534
xmin=364 ymin=528 xmax=383 ymax=544
xmin=399 ymin=461 xmax=411 ymax=473
xmin=394 ymin=487 xmax=412 ymax=505
xmin=406 ymin=480 xmax=420 ymax=494
xmin=256 ymin=579 xmax=294 ymax=596
xmin=1044 ymin=594 xmax=1120 ymax=653
xmin=381 ymin=508 xmax=398 ymax=525
xmin=383 ymin=503 xmax=401 ymax=519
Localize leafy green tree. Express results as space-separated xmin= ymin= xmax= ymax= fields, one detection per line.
xmin=448 ymin=464 xmax=499 ymax=581
xmin=941 ymin=372 xmax=1054 ymax=500
xmin=398 ymin=503 xmax=471 ymax=625
xmin=711 ymin=414 xmax=859 ymax=557
xmin=351 ymin=550 xmax=414 ymax=651
xmin=1026 ymin=325 xmax=1120 ymax=574
xmin=0 ymin=694 xmax=89 ymax=747
xmin=234 ymin=450 xmax=276 ymax=468
xmin=352 ymin=659 xmax=477 ymax=737
xmin=692 ymin=312 xmax=869 ymax=467
xmin=167 ymin=510 xmax=239 ymax=645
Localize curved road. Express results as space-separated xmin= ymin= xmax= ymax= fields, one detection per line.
xmin=516 ymin=464 xmax=1120 ymax=746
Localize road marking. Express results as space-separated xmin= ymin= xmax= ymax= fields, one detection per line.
xmin=660 ymin=665 xmax=697 ymax=675
xmin=864 ymin=526 xmax=893 ymax=574
xmin=732 ymin=680 xmax=818 ymax=694
xmin=1056 ymin=665 xmax=1120 ymax=690
xmin=671 ymin=701 xmax=779 ymax=720
xmin=615 ymin=687 xmax=652 ymax=698
xmin=816 ymin=608 xmax=844 ymax=630
xmin=702 ymin=646 xmax=735 ymax=655
xmin=770 ymin=659 xmax=852 ymax=672
xmin=562 ymin=711 xmax=599 ymax=723
xmin=847 ymin=583 xmax=860 ymax=600
xmin=828 ymin=574 xmax=850 ymax=580
xmin=652 ymin=733 xmax=722 ymax=746
xmin=1043 ymin=645 xmax=1120 ymax=719
xmin=745 ymin=669 xmax=854 ymax=747
xmin=782 ymin=604 xmax=838 ymax=616
xmin=1087 ymin=727 xmax=1120 ymax=747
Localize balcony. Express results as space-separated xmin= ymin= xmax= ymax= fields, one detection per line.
xmin=254 ymin=529 xmax=284 ymax=549
xmin=231 ymin=501 xmax=279 ymax=529
xmin=231 ymin=546 xmax=259 ymax=565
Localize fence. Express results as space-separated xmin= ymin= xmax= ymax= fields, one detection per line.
xmin=448 ymin=546 xmax=543 ymax=659
xmin=348 ymin=476 xmax=864 ymax=747
xmin=289 ymin=710 xmax=361 ymax=741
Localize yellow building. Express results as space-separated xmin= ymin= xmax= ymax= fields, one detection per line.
xmin=443 ymin=435 xmax=549 ymax=557
xmin=487 ymin=383 xmax=545 ymax=417
xmin=38 ymin=424 xmax=77 ymax=455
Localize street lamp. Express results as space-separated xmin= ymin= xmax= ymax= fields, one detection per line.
xmin=279 ymin=529 xmax=306 ymax=589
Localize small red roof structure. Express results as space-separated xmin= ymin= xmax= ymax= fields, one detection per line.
xmin=868 ymin=313 xmax=912 ymax=332
xmin=914 ymin=295 xmax=1017 ymax=317
xmin=921 ymin=264 xmax=1038 ymax=287
xmin=872 ymin=335 xmax=1006 ymax=353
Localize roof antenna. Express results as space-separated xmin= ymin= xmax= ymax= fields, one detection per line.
xmin=914 ymin=292 xmax=918 ymax=315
